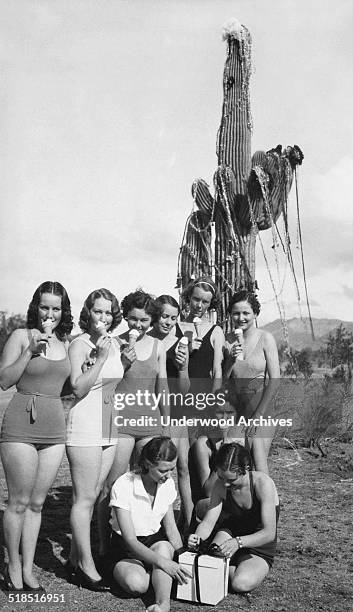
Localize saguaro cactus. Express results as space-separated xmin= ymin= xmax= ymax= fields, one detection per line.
xmin=178 ymin=20 xmax=303 ymax=323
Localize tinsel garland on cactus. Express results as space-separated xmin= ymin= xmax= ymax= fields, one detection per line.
xmin=178 ymin=20 xmax=303 ymax=324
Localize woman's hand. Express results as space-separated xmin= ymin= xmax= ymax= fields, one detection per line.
xmin=230 ymin=342 xmax=243 ymax=360
xmin=159 ymin=558 xmax=191 ymax=584
xmin=95 ymin=335 xmax=111 ymax=362
xmin=188 ymin=533 xmax=200 ymax=551
xmin=120 ymin=345 xmax=137 ymax=371
xmin=175 ymin=344 xmax=188 ymax=370
xmin=28 ymin=330 xmax=49 ymax=355
xmin=217 ymin=538 xmax=239 ymax=558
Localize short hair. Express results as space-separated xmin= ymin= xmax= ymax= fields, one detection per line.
xmin=121 ymin=290 xmax=157 ymax=320
xmin=181 ymin=276 xmax=220 ymax=310
xmin=27 ymin=281 xmax=73 ymax=340
xmin=214 ymin=442 xmax=252 ymax=474
xmin=79 ymin=288 xmax=122 ymax=332
xmin=227 ymin=290 xmax=261 ymax=316
xmin=137 ymin=437 xmax=177 ymax=474
xmin=154 ymin=295 xmax=180 ymax=321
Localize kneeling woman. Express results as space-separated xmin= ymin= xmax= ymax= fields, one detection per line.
xmin=188 ymin=443 xmax=279 ymax=593
xmin=109 ymin=437 xmax=190 ymax=612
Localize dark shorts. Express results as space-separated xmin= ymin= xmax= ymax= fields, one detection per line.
xmin=108 ymin=528 xmax=167 ymax=570
xmin=218 ymin=522 xmax=277 ymax=568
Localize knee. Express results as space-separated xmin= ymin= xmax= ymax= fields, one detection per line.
xmin=72 ymin=490 xmax=97 ymax=508
xmin=231 ymin=573 xmax=257 ymax=593
xmin=28 ymin=498 xmax=45 ymax=513
xmin=8 ymin=496 xmax=30 ymax=515
xmin=118 ymin=570 xmax=149 ymax=595
xmin=152 ymin=541 xmax=173 ymax=559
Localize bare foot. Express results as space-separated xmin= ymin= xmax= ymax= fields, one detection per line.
xmin=146 ymin=603 xmax=170 ymax=612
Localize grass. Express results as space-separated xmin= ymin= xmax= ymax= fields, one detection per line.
xmin=0 ymin=388 xmax=352 ymax=611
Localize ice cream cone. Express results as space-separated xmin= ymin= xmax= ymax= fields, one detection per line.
xmin=42 ymin=319 xmax=53 ymax=338
xmin=234 ymin=328 xmax=244 ymax=360
xmin=175 ymin=335 xmax=189 ymax=355
xmin=193 ymin=316 xmax=202 ymax=339
xmin=128 ymin=329 xmax=140 ymax=349
xmin=95 ymin=321 xmax=106 ymax=336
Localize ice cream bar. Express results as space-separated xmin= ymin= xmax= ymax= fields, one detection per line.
xmin=42 ymin=319 xmax=53 ymax=337
xmin=128 ymin=328 xmax=140 ymax=349
xmin=234 ymin=328 xmax=244 ymax=360
xmin=193 ymin=316 xmax=202 ymax=338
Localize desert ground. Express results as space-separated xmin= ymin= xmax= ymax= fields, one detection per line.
xmin=0 ymin=387 xmax=352 ymax=612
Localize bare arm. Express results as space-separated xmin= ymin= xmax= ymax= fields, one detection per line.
xmin=162 ymin=505 xmax=183 ymax=550
xmin=156 ymin=343 xmax=170 ymax=420
xmin=194 ymin=481 xmax=223 ymax=541
xmin=211 ymin=326 xmax=224 ymax=391
xmin=69 ymin=336 xmax=111 ymax=399
xmin=251 ymin=331 xmax=280 ymax=418
xmin=0 ymin=329 xmax=48 ymax=390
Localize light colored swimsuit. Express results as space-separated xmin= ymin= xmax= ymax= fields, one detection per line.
xmin=66 ymin=336 xmax=124 ymax=446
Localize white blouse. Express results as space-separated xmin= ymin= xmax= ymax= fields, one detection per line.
xmin=109 ymin=471 xmax=177 ymax=536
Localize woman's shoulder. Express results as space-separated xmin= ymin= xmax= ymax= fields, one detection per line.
xmin=252 ymin=470 xmax=278 ymax=499
xmin=112 ymin=470 xmax=135 ymax=491
xmin=69 ymin=333 xmax=95 ymax=354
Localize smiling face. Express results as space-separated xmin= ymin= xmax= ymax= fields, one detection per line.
xmin=155 ymin=303 xmax=179 ymax=337
xmin=37 ymin=293 xmax=62 ymax=333
xmin=89 ymin=297 xmax=113 ymax=333
xmin=126 ymin=307 xmax=152 ymax=337
xmin=146 ymin=459 xmax=177 ymax=484
xmin=230 ymin=300 xmax=255 ymax=332
xmin=189 ymin=286 xmax=213 ymax=318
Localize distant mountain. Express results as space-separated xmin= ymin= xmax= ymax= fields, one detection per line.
xmin=262 ymin=318 xmax=353 ymax=351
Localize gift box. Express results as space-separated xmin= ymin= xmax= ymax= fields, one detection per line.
xmin=177 ymin=551 xmax=229 ymax=605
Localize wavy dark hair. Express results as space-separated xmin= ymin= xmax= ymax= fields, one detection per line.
xmin=154 ymin=295 xmax=180 ymax=323
xmin=227 ymin=290 xmax=261 ymax=316
xmin=182 ymin=276 xmax=220 ymax=311
xmin=121 ymin=289 xmax=157 ymax=320
xmin=79 ymin=288 xmax=122 ymax=332
xmin=215 ymin=442 xmax=252 ymax=475
xmin=27 ymin=281 xmax=73 ymax=340
xmin=137 ymin=437 xmax=177 ymax=474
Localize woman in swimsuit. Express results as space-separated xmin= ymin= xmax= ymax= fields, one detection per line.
xmin=179 ymin=277 xmax=224 ymax=395
xmin=98 ymin=290 xmax=169 ymax=556
xmin=66 ymin=288 xmax=124 ymax=590
xmin=223 ymin=291 xmax=280 ymax=473
xmin=149 ymin=295 xmax=193 ymax=529
xmin=0 ymin=281 xmax=73 ymax=591
xmin=188 ymin=442 xmax=279 ymax=593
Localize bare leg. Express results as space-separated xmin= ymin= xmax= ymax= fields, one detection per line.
xmin=67 ymin=445 xmax=109 ymax=580
xmin=149 ymin=541 xmax=174 ymax=612
xmin=22 ymin=444 xmax=65 ymax=587
xmin=112 ymin=558 xmax=149 ymax=595
xmin=97 ymin=436 xmax=135 ymax=555
xmin=0 ymin=443 xmax=38 ymax=588
xmin=172 ymin=433 xmax=193 ymax=529
xmin=229 ymin=554 xmax=269 ymax=592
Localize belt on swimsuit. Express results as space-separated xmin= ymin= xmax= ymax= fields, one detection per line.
xmin=17 ymin=391 xmax=62 ymax=422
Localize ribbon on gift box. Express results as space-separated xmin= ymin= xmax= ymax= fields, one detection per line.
xmin=191 ymin=541 xmax=226 ymax=604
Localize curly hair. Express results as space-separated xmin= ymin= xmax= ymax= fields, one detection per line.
xmin=227 ymin=290 xmax=261 ymax=316
xmin=181 ymin=276 xmax=220 ymax=311
xmin=214 ymin=442 xmax=252 ymax=475
xmin=27 ymin=281 xmax=73 ymax=340
xmin=137 ymin=437 xmax=177 ymax=474
xmin=121 ymin=290 xmax=157 ymax=320
xmin=154 ymin=295 xmax=180 ymax=322
xmin=79 ymin=288 xmax=122 ymax=332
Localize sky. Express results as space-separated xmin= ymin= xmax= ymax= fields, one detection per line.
xmin=0 ymin=0 xmax=352 ymax=329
